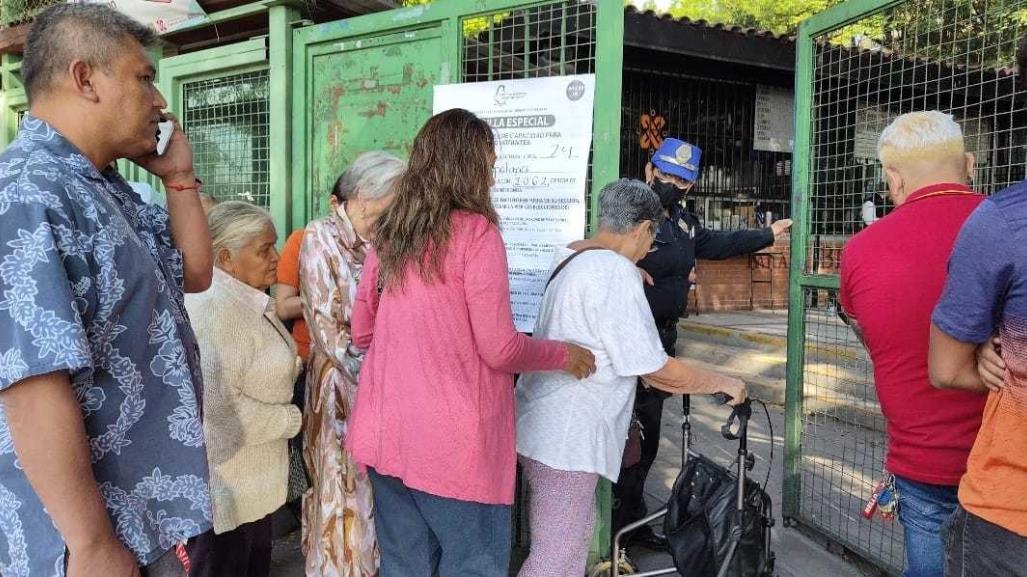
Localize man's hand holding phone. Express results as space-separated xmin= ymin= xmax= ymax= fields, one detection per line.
xmin=134 ymin=112 xmax=196 ymax=189
xmin=156 ymin=119 xmax=174 ymax=156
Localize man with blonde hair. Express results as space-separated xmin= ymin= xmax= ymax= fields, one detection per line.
xmin=839 ymin=111 xmax=987 ymax=577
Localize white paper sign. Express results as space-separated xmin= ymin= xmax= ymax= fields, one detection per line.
xmin=433 ymin=74 xmax=595 ymax=332
xmin=854 ymin=105 xmax=993 ymax=164
xmin=754 ymin=85 xmax=794 ymax=152
xmin=854 ymin=106 xmax=895 ymax=161
xmin=78 ymin=0 xmax=207 ymax=35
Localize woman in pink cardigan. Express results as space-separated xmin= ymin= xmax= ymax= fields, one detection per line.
xmin=347 ymin=108 xmax=595 ymax=577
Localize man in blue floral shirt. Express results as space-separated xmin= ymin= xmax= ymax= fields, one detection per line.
xmin=0 ymin=4 xmax=215 ymax=577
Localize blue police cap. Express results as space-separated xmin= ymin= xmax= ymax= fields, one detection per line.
xmin=651 ymin=138 xmax=702 ymax=183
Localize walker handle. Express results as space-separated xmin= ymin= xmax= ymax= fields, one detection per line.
xmin=721 ymin=399 xmax=752 ymax=441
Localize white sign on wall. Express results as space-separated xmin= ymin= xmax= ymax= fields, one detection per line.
xmin=433 ymin=74 xmax=596 ymax=332
xmin=854 ymin=105 xmax=895 ymax=161
xmin=754 ymin=85 xmax=794 ymax=153
xmin=854 ymin=105 xmax=992 ymax=165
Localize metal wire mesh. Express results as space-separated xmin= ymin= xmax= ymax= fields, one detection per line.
xmin=804 ymin=0 xmax=1027 ymax=273
xmin=460 ymin=2 xmax=598 ymax=550
xmin=795 ymin=1 xmax=1027 ymax=572
xmin=182 ymin=69 xmax=271 ymax=207
xmin=801 ymin=288 xmax=902 ymax=574
xmin=621 ymin=68 xmax=792 ymax=230
xmin=461 ymin=1 xmax=597 ymax=230
xmin=0 ymin=0 xmax=60 ymax=27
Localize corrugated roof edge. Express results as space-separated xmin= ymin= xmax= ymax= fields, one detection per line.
xmin=624 ymin=4 xmax=796 ymax=44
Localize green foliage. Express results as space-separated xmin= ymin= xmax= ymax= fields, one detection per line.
xmin=654 ymin=0 xmax=1026 ymax=64
xmin=666 ymin=0 xmax=841 ymax=35
xmin=401 ymin=0 xmax=508 ymax=37
xmin=874 ymin=0 xmax=1027 ymax=69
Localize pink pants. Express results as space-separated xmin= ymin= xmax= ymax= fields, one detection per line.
xmin=517 ymin=455 xmax=600 ymax=577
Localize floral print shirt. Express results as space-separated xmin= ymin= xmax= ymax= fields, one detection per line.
xmin=0 ymin=115 xmax=212 ymax=576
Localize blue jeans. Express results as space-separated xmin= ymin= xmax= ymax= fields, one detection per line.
xmin=895 ymin=476 xmax=959 ymax=577
xmin=368 ymin=468 xmax=512 ymax=577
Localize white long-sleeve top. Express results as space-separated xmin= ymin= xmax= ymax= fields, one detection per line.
xmin=185 ymin=268 xmax=302 ymax=533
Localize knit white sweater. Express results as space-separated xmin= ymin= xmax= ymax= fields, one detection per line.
xmin=185 ymin=268 xmax=303 ymax=534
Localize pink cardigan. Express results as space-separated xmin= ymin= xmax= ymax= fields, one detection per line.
xmin=348 ymin=211 xmax=568 ymax=504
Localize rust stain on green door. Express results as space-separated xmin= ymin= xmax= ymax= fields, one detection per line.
xmin=308 ymin=35 xmax=441 ymax=216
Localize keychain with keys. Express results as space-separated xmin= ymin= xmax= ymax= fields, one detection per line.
xmin=877 ymin=475 xmax=898 ymax=521
xmin=863 ymin=473 xmax=898 ymax=521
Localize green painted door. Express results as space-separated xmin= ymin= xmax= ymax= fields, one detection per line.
xmin=304 ymin=28 xmax=442 ymax=218
xmin=293 ymin=0 xmax=623 ymax=233
xmin=292 ymin=0 xmax=624 ymax=564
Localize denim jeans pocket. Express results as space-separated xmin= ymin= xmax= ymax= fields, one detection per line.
xmin=895 ymin=477 xmax=959 ymax=533
xmin=941 ymin=506 xmax=967 ymax=577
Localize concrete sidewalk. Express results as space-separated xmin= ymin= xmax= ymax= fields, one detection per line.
xmin=268 ymin=395 xmax=881 ymax=577
xmin=622 ymin=395 xmax=881 ymax=577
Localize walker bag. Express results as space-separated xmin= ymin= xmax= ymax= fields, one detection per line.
xmin=663 ymin=454 xmax=774 ymax=577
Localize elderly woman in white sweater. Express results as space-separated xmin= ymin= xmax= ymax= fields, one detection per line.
xmin=185 ymin=200 xmax=302 ymax=577
xmin=515 ymin=179 xmax=747 ymax=577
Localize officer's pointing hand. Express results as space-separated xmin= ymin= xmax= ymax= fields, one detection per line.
xmin=771 ymin=219 xmax=793 ymax=239
xmin=638 ymin=268 xmax=654 ymax=286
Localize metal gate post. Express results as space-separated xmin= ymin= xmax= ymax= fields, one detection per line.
xmin=587 ymin=0 xmax=624 ymax=566
xmin=269 ymin=0 xmax=300 ymax=234
xmin=782 ymin=17 xmax=814 ymax=523
xmin=0 ymin=54 xmax=24 ymax=150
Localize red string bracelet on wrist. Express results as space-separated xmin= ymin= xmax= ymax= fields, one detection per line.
xmin=165 ymin=180 xmax=201 ymax=193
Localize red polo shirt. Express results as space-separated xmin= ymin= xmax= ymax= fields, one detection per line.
xmin=839 ymin=182 xmax=987 ymax=486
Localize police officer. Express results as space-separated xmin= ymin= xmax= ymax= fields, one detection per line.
xmin=614 ymin=138 xmax=792 ymax=548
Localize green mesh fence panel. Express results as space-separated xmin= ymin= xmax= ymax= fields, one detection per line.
xmin=793 ymin=0 xmax=1027 ymax=573
xmin=459 ymin=1 xmax=599 ymax=550
xmin=801 ymin=287 xmax=901 ymax=572
xmin=183 ymin=68 xmax=271 ymax=207
xmin=461 ymin=0 xmax=597 ymax=230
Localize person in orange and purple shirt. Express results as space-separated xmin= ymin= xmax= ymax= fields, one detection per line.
xmin=928 ymin=37 xmax=1027 ymax=577
xmin=839 ymin=111 xmax=986 ymax=577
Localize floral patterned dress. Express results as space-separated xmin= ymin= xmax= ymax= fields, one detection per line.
xmin=298 ymin=206 xmax=378 ymax=577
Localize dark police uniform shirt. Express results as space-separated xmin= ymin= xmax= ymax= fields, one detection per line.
xmin=639 ymin=205 xmax=774 ymax=341
xmin=0 ymin=115 xmax=212 ymax=575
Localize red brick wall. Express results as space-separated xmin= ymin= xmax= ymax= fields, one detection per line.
xmin=692 ymin=238 xmax=791 ymax=312
xmin=689 ymin=236 xmax=847 ymax=312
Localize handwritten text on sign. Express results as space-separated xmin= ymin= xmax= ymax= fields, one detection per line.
xmin=754 ymin=85 xmax=794 ymax=153
xmin=433 ymin=75 xmax=596 ymax=332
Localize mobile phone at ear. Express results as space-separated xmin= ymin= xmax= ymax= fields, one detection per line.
xmin=156 ymin=119 xmax=174 ymax=156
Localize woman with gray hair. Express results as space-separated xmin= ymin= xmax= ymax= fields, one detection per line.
xmin=298 ymin=150 xmax=406 ymax=577
xmin=515 ymin=179 xmax=748 ymax=577
xmin=185 ymin=201 xmax=302 ymax=577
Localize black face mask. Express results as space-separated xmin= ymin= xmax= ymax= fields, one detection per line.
xmin=652 ymin=179 xmax=686 ymax=208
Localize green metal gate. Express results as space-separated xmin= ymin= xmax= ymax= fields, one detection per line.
xmin=786 ymin=0 xmax=1027 ymax=573
xmin=0 ymin=54 xmax=25 ymax=147
xmin=158 ymin=37 xmax=276 ymax=219
xmin=291 ymin=0 xmax=623 ymax=228
xmin=292 ymin=0 xmax=623 ymax=563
